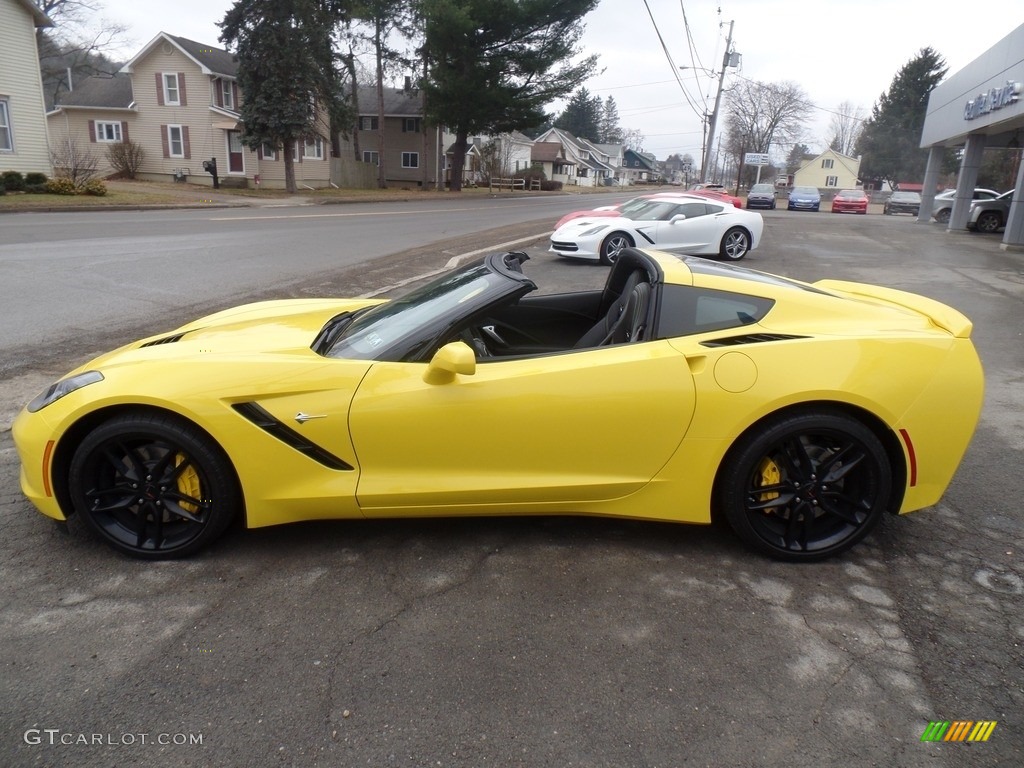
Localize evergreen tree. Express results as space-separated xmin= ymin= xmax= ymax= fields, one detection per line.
xmin=421 ymin=0 xmax=599 ymax=191
xmin=554 ymin=88 xmax=602 ymax=141
xmin=220 ymin=0 xmax=350 ymax=193
xmin=786 ymin=143 xmax=812 ymax=174
xmin=856 ymin=48 xmax=947 ymax=189
xmin=600 ymin=96 xmax=623 ymax=143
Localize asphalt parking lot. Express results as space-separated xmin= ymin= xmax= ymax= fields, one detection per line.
xmin=1 ymin=208 xmax=1022 ymax=767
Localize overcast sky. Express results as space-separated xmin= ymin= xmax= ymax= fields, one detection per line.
xmin=93 ymin=0 xmax=1023 ymax=161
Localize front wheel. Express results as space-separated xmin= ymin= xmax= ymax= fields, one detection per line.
xmin=719 ymin=227 xmax=751 ymax=261
xmin=68 ymin=413 xmax=240 ymax=559
xmin=717 ymin=411 xmax=892 ymax=561
xmin=599 ymin=232 xmax=633 ymax=265
xmin=975 ymin=211 xmax=1003 ymax=233
xmin=934 ymin=208 xmax=951 ymax=224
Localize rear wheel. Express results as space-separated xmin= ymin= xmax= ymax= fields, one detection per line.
xmin=717 ymin=411 xmax=892 ymax=561
xmin=935 ymin=208 xmax=951 ymax=224
xmin=719 ymin=227 xmax=751 ymax=261
xmin=68 ymin=413 xmax=239 ymax=559
xmin=975 ymin=211 xmax=1003 ymax=233
xmin=599 ymin=232 xmax=633 ymax=265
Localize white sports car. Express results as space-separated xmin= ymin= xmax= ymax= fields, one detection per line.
xmin=550 ymin=194 xmax=764 ymax=265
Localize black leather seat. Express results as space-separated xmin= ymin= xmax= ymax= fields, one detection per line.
xmin=574 ymin=270 xmax=649 ymax=348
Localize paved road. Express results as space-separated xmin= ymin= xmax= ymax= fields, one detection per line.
xmin=0 ymin=193 xmax=635 ymax=376
xmin=1 ymin=207 xmax=1021 ymax=767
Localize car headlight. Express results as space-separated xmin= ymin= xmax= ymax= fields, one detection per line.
xmin=27 ymin=371 xmax=104 ymax=413
xmin=579 ymin=224 xmax=610 ymax=236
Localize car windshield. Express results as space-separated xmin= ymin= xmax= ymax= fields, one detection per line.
xmin=750 ymin=184 xmax=773 ymax=193
xmin=323 ymin=263 xmax=511 ymax=360
xmin=625 ymin=200 xmax=695 ymax=221
xmin=838 ymin=190 xmax=863 ymax=197
xmin=893 ymin=192 xmax=920 ymax=200
xmin=617 ymin=197 xmax=659 ymax=217
xmin=793 ymin=187 xmax=818 ymax=195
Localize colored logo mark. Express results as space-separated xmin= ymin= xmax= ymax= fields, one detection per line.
xmin=921 ymin=720 xmax=997 ymax=742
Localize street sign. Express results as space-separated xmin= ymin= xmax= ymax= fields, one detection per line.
xmin=744 ymin=153 xmax=770 ymax=165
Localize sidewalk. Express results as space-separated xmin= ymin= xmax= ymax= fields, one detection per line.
xmin=0 ymin=178 xmax=597 ymax=213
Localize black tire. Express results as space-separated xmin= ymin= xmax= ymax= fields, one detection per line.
xmin=975 ymin=211 xmax=1003 ymax=234
xmin=934 ymin=208 xmax=951 ymax=224
xmin=884 ymin=205 xmax=892 ymax=215
xmin=599 ymin=231 xmax=633 ymax=265
xmin=719 ymin=227 xmax=751 ymax=261
xmin=68 ymin=413 xmax=240 ymax=559
xmin=717 ymin=411 xmax=892 ymax=562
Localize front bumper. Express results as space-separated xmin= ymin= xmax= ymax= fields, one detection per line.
xmin=550 ymin=240 xmax=600 ymax=260
xmin=12 ymin=407 xmax=66 ymax=521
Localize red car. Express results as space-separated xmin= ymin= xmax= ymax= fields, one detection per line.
xmin=554 ymin=193 xmax=684 ymax=230
xmin=831 ymin=189 xmax=869 ymax=214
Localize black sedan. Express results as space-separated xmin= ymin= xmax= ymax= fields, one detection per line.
xmin=884 ymin=191 xmax=921 ymax=216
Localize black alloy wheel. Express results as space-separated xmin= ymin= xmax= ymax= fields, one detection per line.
xmin=68 ymin=413 xmax=239 ymax=559
xmin=718 ymin=411 xmax=892 ymax=562
xmin=600 ymin=232 xmax=634 ymax=265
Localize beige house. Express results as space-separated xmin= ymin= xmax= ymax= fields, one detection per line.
xmin=1 ymin=0 xmax=53 ymax=176
xmin=793 ymin=148 xmax=861 ymax=190
xmin=47 ymin=32 xmax=333 ymax=189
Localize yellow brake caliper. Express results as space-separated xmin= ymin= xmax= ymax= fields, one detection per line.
xmin=756 ymin=457 xmax=781 ymax=508
xmin=175 ymin=454 xmax=201 ymax=515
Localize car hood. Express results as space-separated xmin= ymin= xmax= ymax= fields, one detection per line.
xmin=79 ymin=298 xmax=384 ymax=372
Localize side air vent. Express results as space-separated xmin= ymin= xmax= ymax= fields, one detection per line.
xmin=140 ymin=333 xmax=186 ymax=347
xmin=701 ymin=333 xmax=807 ymax=348
xmin=232 ymin=402 xmax=354 ymax=471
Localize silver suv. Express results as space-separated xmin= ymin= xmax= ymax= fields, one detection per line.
xmin=932 ymin=188 xmax=999 ymax=223
xmin=967 ymin=191 xmax=1013 ymax=233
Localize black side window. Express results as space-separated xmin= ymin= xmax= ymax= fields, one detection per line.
xmin=656 ymin=284 xmax=774 ymax=337
xmin=676 ymin=202 xmax=709 ymax=219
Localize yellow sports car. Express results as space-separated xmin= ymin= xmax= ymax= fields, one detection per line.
xmin=12 ymin=249 xmax=983 ymax=562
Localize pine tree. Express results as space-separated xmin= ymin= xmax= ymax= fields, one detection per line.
xmin=856 ymin=48 xmax=948 ymax=189
xmin=220 ymin=0 xmax=350 ymax=193
xmin=554 ymin=88 xmax=602 ymax=141
xmin=600 ymin=96 xmax=623 ymax=143
xmin=421 ymin=0 xmax=598 ymax=191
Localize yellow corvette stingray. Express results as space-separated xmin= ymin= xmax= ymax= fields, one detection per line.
xmin=12 ymin=248 xmax=983 ymax=561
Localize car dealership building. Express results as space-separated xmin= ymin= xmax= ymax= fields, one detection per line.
xmin=919 ymin=22 xmax=1024 ymax=250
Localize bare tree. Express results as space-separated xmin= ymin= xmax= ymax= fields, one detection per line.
xmin=36 ymin=0 xmax=129 ymax=108
xmin=828 ymin=101 xmax=865 ymax=156
xmin=49 ymin=136 xmax=99 ymax=186
xmin=723 ymin=79 xmax=813 ymax=186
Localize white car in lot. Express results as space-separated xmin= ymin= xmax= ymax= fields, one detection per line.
xmin=931 ymin=187 xmax=1000 ymax=223
xmin=549 ymin=195 xmax=764 ymax=264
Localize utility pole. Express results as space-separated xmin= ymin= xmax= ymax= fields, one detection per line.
xmin=700 ymin=20 xmax=735 ymax=184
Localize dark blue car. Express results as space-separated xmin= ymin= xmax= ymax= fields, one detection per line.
xmin=787 ymin=186 xmax=821 ymax=212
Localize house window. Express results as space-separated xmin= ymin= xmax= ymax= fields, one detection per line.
xmin=163 ymin=73 xmax=180 ymax=105
xmin=260 ymin=142 xmax=277 ymax=160
xmin=362 ymin=150 xmax=379 ymax=165
xmin=303 ymin=137 xmax=324 ymax=159
xmin=401 ymin=152 xmax=419 ymax=168
xmin=0 ymin=99 xmax=12 ymax=152
xmin=95 ymin=121 xmax=122 ymax=142
xmin=221 ymin=80 xmax=234 ymax=110
xmin=402 ymin=118 xmax=420 ymax=133
xmin=825 ymin=175 xmax=838 ymax=187
xmin=359 ymin=116 xmax=378 ymax=131
xmin=167 ymin=125 xmax=184 ymax=157
xmin=821 ymin=158 xmax=834 ymax=169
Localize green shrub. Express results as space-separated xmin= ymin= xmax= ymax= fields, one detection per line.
xmin=2 ymin=170 xmax=26 ymax=192
xmin=24 ymin=183 xmax=47 ymax=194
xmin=540 ymin=180 xmax=563 ymax=191
xmin=45 ymin=177 xmax=78 ymax=195
xmin=25 ymin=172 xmax=48 ymax=186
xmin=82 ymin=179 xmax=108 ymax=196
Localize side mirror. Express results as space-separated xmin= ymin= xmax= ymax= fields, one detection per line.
xmin=423 ymin=341 xmax=476 ymax=384
xmin=670 ymin=213 xmax=688 ymax=224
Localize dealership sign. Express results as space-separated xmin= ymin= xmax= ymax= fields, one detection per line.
xmin=964 ymin=80 xmax=1021 ymax=120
